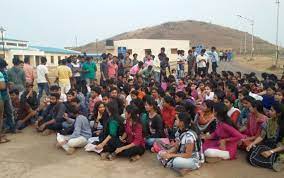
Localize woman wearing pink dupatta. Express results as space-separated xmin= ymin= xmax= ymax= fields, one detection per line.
xmin=203 ymin=103 xmax=244 ymax=161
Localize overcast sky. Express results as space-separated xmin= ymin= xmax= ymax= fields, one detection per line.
xmin=1 ymin=0 xmax=283 ymax=48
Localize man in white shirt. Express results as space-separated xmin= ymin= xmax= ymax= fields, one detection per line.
xmin=196 ymin=49 xmax=208 ymax=75
xmin=37 ymin=57 xmax=50 ymax=102
xmin=207 ymin=46 xmax=219 ymax=73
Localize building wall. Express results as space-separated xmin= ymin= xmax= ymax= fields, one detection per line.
xmin=112 ymin=39 xmax=191 ymax=61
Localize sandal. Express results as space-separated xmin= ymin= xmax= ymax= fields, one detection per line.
xmin=130 ymin=155 xmax=141 ymax=162
xmin=0 ymin=135 xmax=10 ymax=144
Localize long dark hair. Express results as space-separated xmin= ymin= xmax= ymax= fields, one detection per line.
xmin=126 ymin=105 xmax=141 ymax=125
xmin=204 ymin=100 xmax=214 ymax=112
xmin=145 ymin=96 xmax=161 ymax=115
xmin=93 ymin=101 xmax=107 ymax=120
xmin=177 ymin=112 xmax=192 ymax=131
xmin=251 ymin=100 xmax=264 ymax=114
xmin=214 ymin=103 xmax=237 ymax=129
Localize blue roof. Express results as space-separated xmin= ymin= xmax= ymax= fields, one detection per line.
xmin=31 ymin=46 xmax=81 ymax=55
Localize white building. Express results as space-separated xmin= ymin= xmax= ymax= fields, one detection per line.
xmin=0 ymin=37 xmax=80 ymax=67
xmin=106 ymin=39 xmax=191 ymax=61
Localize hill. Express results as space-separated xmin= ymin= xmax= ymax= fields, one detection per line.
xmin=72 ymin=20 xmax=276 ymax=54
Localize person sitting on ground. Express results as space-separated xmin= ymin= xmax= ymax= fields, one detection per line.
xmin=237 ymin=96 xmax=254 ymax=130
xmin=35 ymin=93 xmax=66 ymax=135
xmin=9 ymin=89 xmax=36 ymax=130
xmin=56 ymin=104 xmax=92 ymax=155
xmin=157 ymin=112 xmax=203 ymax=176
xmin=241 ymin=100 xmax=268 ymax=149
xmin=202 ymin=103 xmax=244 ymax=162
xmin=233 ymin=88 xmax=249 ymax=110
xmin=106 ymin=105 xmax=145 ymax=161
xmin=224 ymin=96 xmax=240 ymax=125
xmin=194 ymin=100 xmax=216 ymax=134
xmin=20 ymin=82 xmax=39 ymax=111
xmin=246 ymin=103 xmax=284 ymax=172
xmin=144 ymin=96 xmax=165 ymax=149
xmin=91 ymin=101 xmax=109 ymax=137
xmin=95 ymin=101 xmax=124 ymax=160
xmin=88 ymin=86 xmax=102 ymax=117
xmin=161 ymin=95 xmax=176 ymax=138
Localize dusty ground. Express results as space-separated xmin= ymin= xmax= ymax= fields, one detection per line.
xmin=235 ymin=55 xmax=284 ymax=76
xmin=1 ymin=127 xmax=283 ymax=178
xmin=1 ymin=58 xmax=284 ymax=178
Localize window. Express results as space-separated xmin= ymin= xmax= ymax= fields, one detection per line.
xmin=58 ymin=56 xmax=61 ymax=61
xmin=18 ymin=43 xmax=27 ymax=47
xmin=171 ymin=48 xmax=178 ymax=54
xmin=51 ymin=56 xmax=54 ymax=64
xmin=6 ymin=42 xmax=17 ymax=46
xmin=0 ymin=42 xmax=4 ymax=45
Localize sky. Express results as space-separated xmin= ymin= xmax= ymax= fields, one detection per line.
xmin=1 ymin=0 xmax=283 ymax=48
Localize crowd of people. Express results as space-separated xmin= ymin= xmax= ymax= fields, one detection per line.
xmin=0 ymin=46 xmax=283 ymax=176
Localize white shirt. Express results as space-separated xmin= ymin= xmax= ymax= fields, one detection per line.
xmin=37 ymin=64 xmax=49 ymax=83
xmin=196 ymin=55 xmax=208 ymax=68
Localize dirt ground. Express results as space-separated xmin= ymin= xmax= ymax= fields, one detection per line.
xmin=0 ymin=127 xmax=283 ymax=178
xmin=235 ymin=55 xmax=284 ymax=76
xmin=1 ymin=57 xmax=284 ymax=178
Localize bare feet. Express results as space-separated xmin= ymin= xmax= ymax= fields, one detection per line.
xmin=0 ymin=135 xmax=10 ymax=144
xmin=66 ymin=147 xmax=76 ymax=155
xmin=100 ymin=152 xmax=110 ymax=160
xmin=42 ymin=129 xmax=53 ymax=136
xmin=130 ymin=155 xmax=141 ymax=162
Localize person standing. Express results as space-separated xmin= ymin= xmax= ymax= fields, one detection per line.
xmin=208 ymin=47 xmax=219 ymax=73
xmin=177 ymin=50 xmax=186 ymax=79
xmin=7 ymin=57 xmax=26 ymax=92
xmin=56 ymin=59 xmax=72 ymax=94
xmin=132 ymin=53 xmax=139 ymax=66
xmin=153 ymin=55 xmax=161 ymax=83
xmin=82 ymin=57 xmax=97 ymax=86
xmin=108 ymin=56 xmax=118 ymax=80
xmin=23 ymin=56 xmax=34 ymax=85
xmin=100 ymin=55 xmax=108 ymax=86
xmin=187 ymin=49 xmax=196 ymax=76
xmin=196 ymin=49 xmax=208 ymax=76
xmin=0 ymin=58 xmax=16 ymax=134
xmin=124 ymin=52 xmax=132 ymax=72
xmin=0 ymin=59 xmax=10 ymax=143
xmin=37 ymin=57 xmax=50 ymax=102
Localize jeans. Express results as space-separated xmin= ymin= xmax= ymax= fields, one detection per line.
xmin=157 ymin=151 xmax=200 ymax=170
xmin=145 ymin=138 xmax=163 ymax=149
xmin=154 ymin=72 xmax=161 ymax=83
xmin=37 ymin=83 xmax=49 ymax=102
xmin=177 ymin=70 xmax=184 ymax=79
xmin=212 ymin=62 xmax=218 ymax=73
xmin=3 ymin=96 xmax=15 ymax=132
xmin=197 ymin=67 xmax=207 ymax=76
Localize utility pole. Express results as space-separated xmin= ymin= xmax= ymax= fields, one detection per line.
xmin=95 ymin=38 xmax=98 ymax=55
xmin=75 ymin=35 xmax=78 ymax=48
xmin=237 ymin=15 xmax=254 ymax=60
xmin=275 ymin=0 xmax=280 ymax=66
xmin=0 ymin=26 xmax=6 ymax=59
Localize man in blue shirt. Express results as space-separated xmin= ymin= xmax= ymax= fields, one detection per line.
xmin=0 ymin=58 xmax=16 ymax=133
xmin=207 ymin=46 xmax=219 ymax=73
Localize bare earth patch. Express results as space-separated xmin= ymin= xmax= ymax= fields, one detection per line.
xmin=0 ymin=128 xmax=283 ymax=178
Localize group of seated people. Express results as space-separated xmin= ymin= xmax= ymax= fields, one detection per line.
xmin=5 ymin=69 xmax=284 ymax=176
